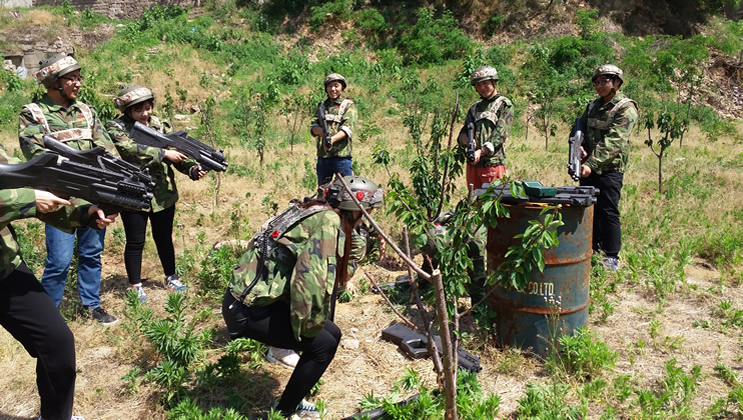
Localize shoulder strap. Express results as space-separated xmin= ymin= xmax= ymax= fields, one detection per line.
xmin=77 ymin=103 xmax=94 ymax=128
xmin=22 ymin=103 xmax=50 ymax=133
xmin=474 ymin=96 xmax=506 ymax=124
xmin=337 ymin=99 xmax=353 ymax=118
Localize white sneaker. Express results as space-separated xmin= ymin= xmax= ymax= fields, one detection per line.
xmin=266 ymin=346 xmax=300 ymax=369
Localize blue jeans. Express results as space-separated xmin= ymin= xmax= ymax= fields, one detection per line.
xmin=316 ymin=157 xmax=353 ymax=185
xmin=41 ymin=225 xmax=106 ymax=309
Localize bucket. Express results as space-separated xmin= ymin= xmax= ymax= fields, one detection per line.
xmin=486 ymin=203 xmax=593 ymax=358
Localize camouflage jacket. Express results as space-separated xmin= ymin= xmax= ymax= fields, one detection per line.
xmin=229 ymin=209 xmax=345 ymax=341
xmin=310 ymin=96 xmax=357 ymax=159
xmin=0 ymin=146 xmax=93 ymax=281
xmin=18 ymin=94 xmax=120 ymax=160
xmin=581 ymin=92 xmax=638 ymax=175
xmin=106 ymin=115 xmax=199 ymax=212
xmin=458 ymin=94 xmax=514 ymax=167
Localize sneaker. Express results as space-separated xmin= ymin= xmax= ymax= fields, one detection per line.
xmin=267 ymin=346 xmax=300 ymax=369
xmin=164 ymin=274 xmax=187 ymax=292
xmin=273 ymin=399 xmax=324 ymax=420
xmin=603 ymin=256 xmax=619 ymax=272
xmin=130 ymin=284 xmax=148 ymax=303
xmin=89 ymin=306 xmax=118 ymax=326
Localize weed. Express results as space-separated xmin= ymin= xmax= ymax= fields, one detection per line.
xmin=548 ymin=327 xmax=617 ymax=381
xmin=517 ymin=381 xmax=582 ymax=419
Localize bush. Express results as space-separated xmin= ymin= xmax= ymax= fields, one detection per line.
xmin=309 ymin=0 xmax=353 ymax=30
xmin=398 ymin=8 xmax=473 ymax=66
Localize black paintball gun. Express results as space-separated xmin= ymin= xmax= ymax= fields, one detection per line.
xmin=43 ymin=136 xmax=153 ymax=186
xmin=382 ymin=322 xmax=482 ymax=373
xmin=466 ymin=117 xmax=476 ymax=164
xmin=0 ymin=152 xmax=154 ymax=212
xmin=317 ymin=101 xmax=333 ymax=150
xmin=128 ymin=122 xmax=228 ymax=173
xmin=567 ymin=117 xmax=585 ymax=182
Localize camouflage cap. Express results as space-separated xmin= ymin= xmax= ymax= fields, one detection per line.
xmin=113 ymin=85 xmax=154 ymax=112
xmin=324 ymin=73 xmax=347 ymax=90
xmin=323 ymin=175 xmax=383 ymax=211
xmin=592 ymin=64 xmax=624 ymax=84
xmin=470 ymin=65 xmax=498 ymax=86
xmin=34 ymin=55 xmax=80 ymax=87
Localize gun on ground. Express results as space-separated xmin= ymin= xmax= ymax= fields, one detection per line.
xmin=317 ymin=102 xmax=333 ymax=150
xmin=382 ymin=322 xmax=482 ymax=373
xmin=0 ymin=152 xmax=154 ymax=213
xmin=129 ymin=122 xmax=228 ymax=173
xmin=567 ymin=117 xmax=585 ymax=182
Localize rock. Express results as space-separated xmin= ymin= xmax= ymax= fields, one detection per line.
xmin=341 ymin=339 xmax=360 ymax=350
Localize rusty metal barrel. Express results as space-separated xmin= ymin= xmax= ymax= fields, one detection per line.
xmin=486 ymin=202 xmax=593 ymax=358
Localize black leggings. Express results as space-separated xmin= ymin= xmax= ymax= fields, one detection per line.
xmin=121 ymin=205 xmax=177 ymax=284
xmin=221 ymin=290 xmax=341 ymax=416
xmin=0 ymin=262 xmax=76 ymax=420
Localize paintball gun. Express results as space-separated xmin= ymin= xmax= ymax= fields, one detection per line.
xmin=466 ymin=118 xmax=476 ymax=164
xmin=43 ymin=136 xmax=153 ymax=186
xmin=567 ymin=117 xmax=585 ymax=182
xmin=0 ymin=152 xmax=154 ymax=212
xmin=382 ymin=322 xmax=482 ymax=373
xmin=128 ymin=122 xmax=228 ymax=173
xmin=317 ymin=101 xmax=333 ymax=150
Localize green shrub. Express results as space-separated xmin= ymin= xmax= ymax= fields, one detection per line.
xmin=309 ymin=0 xmax=353 ymax=30
xmin=398 ymin=8 xmax=473 ymax=66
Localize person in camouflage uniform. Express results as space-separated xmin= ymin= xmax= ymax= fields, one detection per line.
xmin=310 ymin=73 xmax=358 ymax=185
xmin=0 ymin=145 xmax=115 ymax=420
xmin=577 ymin=64 xmax=638 ymax=271
xmin=458 ymin=65 xmax=514 ymax=189
xmin=106 ymin=85 xmax=206 ymax=302
xmin=222 ymin=176 xmax=383 ymax=420
xmin=18 ymin=54 xmax=120 ymax=325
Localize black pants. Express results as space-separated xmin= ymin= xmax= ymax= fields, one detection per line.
xmin=0 ymin=263 xmax=76 ymax=420
xmin=221 ymin=290 xmax=341 ymax=416
xmin=121 ymin=205 xmax=177 ymax=285
xmin=580 ymin=171 xmax=624 ymax=258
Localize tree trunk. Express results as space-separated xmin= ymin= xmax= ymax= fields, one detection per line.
xmin=431 ymin=271 xmax=458 ymax=420
xmin=658 ymin=152 xmax=664 ymax=194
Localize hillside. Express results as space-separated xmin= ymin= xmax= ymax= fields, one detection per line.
xmin=0 ymin=2 xmax=743 ymax=420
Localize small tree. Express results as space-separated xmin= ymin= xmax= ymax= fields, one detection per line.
xmin=644 ymin=108 xmax=685 ymax=193
xmin=280 ymin=94 xmax=311 ymax=153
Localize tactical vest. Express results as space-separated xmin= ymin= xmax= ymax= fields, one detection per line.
xmin=585 ymin=97 xmax=638 ymax=130
xmin=471 ymin=96 xmax=507 ymax=126
xmin=324 ymin=99 xmax=353 ymax=124
xmin=22 ymin=102 xmax=94 ymax=142
xmin=232 ymin=202 xmax=334 ymax=305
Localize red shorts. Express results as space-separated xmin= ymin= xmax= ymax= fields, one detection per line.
xmin=466 ymin=164 xmax=506 ymax=189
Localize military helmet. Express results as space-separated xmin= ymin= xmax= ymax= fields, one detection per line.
xmin=34 ymin=55 xmax=81 ymax=88
xmin=113 ymin=85 xmax=154 ymax=112
xmin=470 ymin=65 xmax=498 ymax=86
xmin=324 ymin=73 xmax=347 ymax=90
xmin=323 ymin=175 xmax=383 ymax=211
xmin=592 ymin=64 xmax=624 ymax=85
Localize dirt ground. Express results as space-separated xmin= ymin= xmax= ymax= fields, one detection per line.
xmin=0 ymin=251 xmax=740 ymax=419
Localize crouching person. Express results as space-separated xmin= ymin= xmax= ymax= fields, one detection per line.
xmin=222 ymin=176 xmax=383 ymax=419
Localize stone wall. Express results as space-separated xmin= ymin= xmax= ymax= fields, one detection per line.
xmin=31 ymin=0 xmax=201 ymax=20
